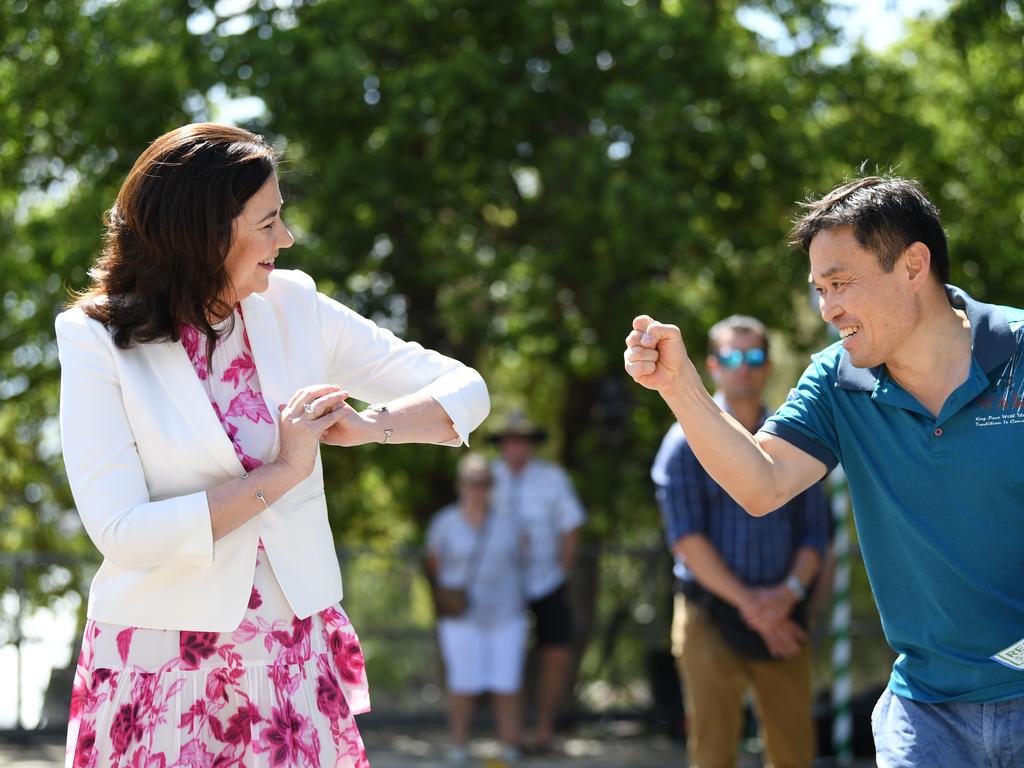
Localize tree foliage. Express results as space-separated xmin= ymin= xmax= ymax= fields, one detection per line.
xmin=2 ymin=0 xmax=1023 ymax=617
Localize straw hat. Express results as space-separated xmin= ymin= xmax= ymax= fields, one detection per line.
xmin=487 ymin=410 xmax=548 ymax=443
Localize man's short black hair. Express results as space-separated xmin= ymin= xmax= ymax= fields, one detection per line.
xmin=789 ymin=176 xmax=949 ymax=284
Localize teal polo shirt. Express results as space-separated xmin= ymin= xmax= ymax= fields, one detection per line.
xmin=762 ymin=285 xmax=1024 ymax=703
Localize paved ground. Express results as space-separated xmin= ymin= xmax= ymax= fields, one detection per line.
xmin=0 ymin=724 xmax=874 ymax=767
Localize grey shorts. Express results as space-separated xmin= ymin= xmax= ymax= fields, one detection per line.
xmin=871 ymin=686 xmax=1024 ymax=768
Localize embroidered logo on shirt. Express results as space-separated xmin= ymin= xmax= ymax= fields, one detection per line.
xmin=974 ymin=412 xmax=1024 ymax=428
xmin=974 ymin=393 xmax=1024 ymax=427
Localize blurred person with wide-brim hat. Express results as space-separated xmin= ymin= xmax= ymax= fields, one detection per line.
xmin=489 ymin=410 xmax=584 ymax=754
xmin=487 ymin=410 xmax=549 ymax=444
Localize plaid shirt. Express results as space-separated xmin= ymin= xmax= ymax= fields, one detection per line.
xmin=651 ymin=405 xmax=830 ymax=587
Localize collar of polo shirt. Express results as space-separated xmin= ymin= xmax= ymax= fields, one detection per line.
xmin=835 ymin=284 xmax=1019 ymax=392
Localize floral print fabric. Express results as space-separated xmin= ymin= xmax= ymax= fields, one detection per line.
xmin=180 ymin=308 xmax=275 ymax=473
xmin=67 ymin=552 xmax=370 ymax=768
xmin=66 ymin=307 xmax=370 ymax=767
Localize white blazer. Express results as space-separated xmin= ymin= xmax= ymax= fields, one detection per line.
xmin=56 ymin=269 xmax=489 ymax=631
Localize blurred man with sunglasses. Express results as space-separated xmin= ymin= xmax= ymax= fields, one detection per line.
xmin=651 ymin=315 xmax=830 ymax=768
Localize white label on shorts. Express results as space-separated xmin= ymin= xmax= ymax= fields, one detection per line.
xmin=991 ymin=638 xmax=1024 ymax=670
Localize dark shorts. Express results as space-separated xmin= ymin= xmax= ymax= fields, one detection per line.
xmin=528 ymin=583 xmax=572 ymax=648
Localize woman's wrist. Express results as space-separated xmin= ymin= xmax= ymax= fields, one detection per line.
xmin=266 ymin=455 xmax=308 ymax=489
xmin=362 ymin=406 xmax=395 ymax=445
xmin=209 ymin=458 xmax=307 ymax=541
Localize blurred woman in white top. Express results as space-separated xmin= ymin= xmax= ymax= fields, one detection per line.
xmin=426 ymin=453 xmax=527 ymax=764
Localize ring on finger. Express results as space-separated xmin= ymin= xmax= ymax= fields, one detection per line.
xmin=303 ymin=402 xmax=316 ymax=414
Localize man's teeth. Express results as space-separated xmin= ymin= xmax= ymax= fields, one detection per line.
xmin=840 ymin=327 xmax=859 ymax=339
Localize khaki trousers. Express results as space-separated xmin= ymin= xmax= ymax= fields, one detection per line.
xmin=672 ymin=593 xmax=814 ymax=768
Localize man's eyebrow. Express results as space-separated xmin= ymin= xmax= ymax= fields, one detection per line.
xmin=809 ymin=265 xmax=846 ymax=281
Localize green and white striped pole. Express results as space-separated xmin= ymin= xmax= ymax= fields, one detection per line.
xmin=829 ymin=468 xmax=854 ymax=766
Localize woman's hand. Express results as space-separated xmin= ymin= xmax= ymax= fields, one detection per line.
xmin=319 ymin=405 xmax=379 ymax=447
xmin=274 ymin=385 xmax=351 ymax=478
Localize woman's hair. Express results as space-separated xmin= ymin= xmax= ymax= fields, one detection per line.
xmin=75 ymin=123 xmax=278 ymax=352
xmin=456 ymin=453 xmax=492 ymax=485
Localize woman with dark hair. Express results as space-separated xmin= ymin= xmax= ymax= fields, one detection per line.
xmin=56 ymin=123 xmax=489 ymax=767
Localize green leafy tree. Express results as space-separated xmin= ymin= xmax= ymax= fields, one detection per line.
xmin=0 ymin=0 xmax=219 ymax=621
xmin=7 ymin=0 xmax=1024 ymax=713
xmin=208 ymin=0 xmax=849 ymax=545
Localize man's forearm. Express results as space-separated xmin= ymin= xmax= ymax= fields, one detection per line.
xmin=661 ymin=382 xmax=791 ymax=516
xmin=625 ymin=318 xmax=825 ymax=515
xmin=787 ymin=547 xmax=821 ymax=593
xmin=674 ymin=533 xmax=751 ymax=610
xmin=560 ymin=529 xmax=580 ymax=573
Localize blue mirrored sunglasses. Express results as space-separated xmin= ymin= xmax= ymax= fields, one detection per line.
xmin=717 ymin=348 xmax=767 ymax=370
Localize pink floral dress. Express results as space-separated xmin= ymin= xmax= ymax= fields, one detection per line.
xmin=66 ymin=307 xmax=371 ymax=768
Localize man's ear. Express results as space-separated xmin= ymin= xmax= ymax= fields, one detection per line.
xmin=707 ymin=356 xmax=721 ymax=383
xmin=901 ymin=241 xmax=932 ymax=291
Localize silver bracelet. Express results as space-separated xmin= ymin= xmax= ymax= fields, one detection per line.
xmin=242 ymin=471 xmax=270 ymax=511
xmin=368 ymin=403 xmax=394 ymax=444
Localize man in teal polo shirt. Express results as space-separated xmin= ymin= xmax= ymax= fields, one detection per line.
xmin=623 ymin=176 xmax=1024 ymax=767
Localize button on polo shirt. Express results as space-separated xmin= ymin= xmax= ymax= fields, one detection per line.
xmin=761 ymin=285 xmax=1024 ymax=704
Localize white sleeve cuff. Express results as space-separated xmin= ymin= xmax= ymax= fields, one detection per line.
xmin=421 ymin=371 xmax=490 ymax=447
xmin=174 ymin=491 xmax=215 ymax=564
